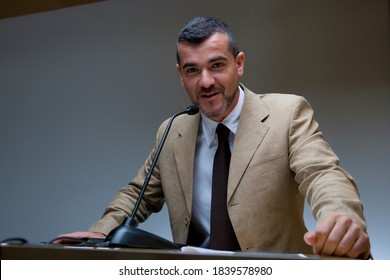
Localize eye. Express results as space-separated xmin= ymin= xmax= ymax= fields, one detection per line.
xmin=185 ymin=67 xmax=199 ymax=74
xmin=212 ymin=62 xmax=225 ymax=69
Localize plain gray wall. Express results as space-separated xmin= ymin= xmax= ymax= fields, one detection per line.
xmin=1 ymin=0 xmax=389 ymax=259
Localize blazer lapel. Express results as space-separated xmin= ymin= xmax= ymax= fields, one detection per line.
xmin=228 ymin=89 xmax=270 ymax=200
xmin=173 ymin=114 xmax=200 ymax=213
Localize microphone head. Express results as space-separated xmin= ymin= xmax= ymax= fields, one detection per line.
xmin=185 ymin=104 xmax=199 ymax=115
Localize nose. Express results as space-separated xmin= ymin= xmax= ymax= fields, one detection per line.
xmin=199 ymin=70 xmax=215 ymax=89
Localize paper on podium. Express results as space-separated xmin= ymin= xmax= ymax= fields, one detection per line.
xmin=180 ymin=246 xmax=235 ymax=255
xmin=181 ymin=246 xmax=309 ymax=259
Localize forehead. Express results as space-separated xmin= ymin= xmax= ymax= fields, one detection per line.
xmin=177 ymin=33 xmax=232 ymax=65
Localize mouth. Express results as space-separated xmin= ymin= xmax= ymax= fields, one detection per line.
xmin=201 ymin=91 xmax=219 ymax=99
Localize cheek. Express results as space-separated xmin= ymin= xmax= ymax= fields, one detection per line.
xmin=182 ymin=77 xmax=197 ymax=91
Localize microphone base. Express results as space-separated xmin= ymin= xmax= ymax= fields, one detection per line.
xmin=106 ymin=224 xmax=180 ymax=250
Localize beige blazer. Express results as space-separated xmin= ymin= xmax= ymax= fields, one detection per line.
xmin=90 ymin=85 xmax=367 ymax=254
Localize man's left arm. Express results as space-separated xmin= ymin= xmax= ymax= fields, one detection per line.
xmin=288 ymin=96 xmax=371 ymax=259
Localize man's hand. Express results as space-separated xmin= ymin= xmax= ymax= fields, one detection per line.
xmin=52 ymin=231 xmax=106 ymax=244
xmin=304 ymin=213 xmax=371 ymax=259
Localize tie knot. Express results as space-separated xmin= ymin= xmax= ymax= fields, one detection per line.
xmin=216 ymin=123 xmax=230 ymax=144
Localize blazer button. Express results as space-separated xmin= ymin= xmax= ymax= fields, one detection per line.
xmin=184 ymin=216 xmax=190 ymax=225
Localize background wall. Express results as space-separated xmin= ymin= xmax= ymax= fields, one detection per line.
xmin=1 ymin=0 xmax=389 ymax=259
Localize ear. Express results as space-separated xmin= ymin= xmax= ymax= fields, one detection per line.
xmin=236 ymin=52 xmax=245 ymax=77
xmin=176 ymin=63 xmax=184 ymax=85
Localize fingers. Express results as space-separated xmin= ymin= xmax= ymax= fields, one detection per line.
xmin=306 ymin=213 xmax=371 ymax=259
xmin=318 ymin=214 xmax=353 ymax=256
xmin=303 ymin=232 xmax=317 ymax=246
xmin=343 ymin=231 xmax=371 ymax=259
xmin=52 ymin=232 xmax=86 ymax=244
xmin=53 ymin=231 xmax=106 ymax=244
xmin=58 ymin=231 xmax=88 ymax=239
xmin=332 ymin=221 xmax=361 ymax=256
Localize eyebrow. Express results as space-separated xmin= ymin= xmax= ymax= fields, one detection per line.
xmin=181 ymin=55 xmax=228 ymax=70
xmin=209 ymin=55 xmax=228 ymax=63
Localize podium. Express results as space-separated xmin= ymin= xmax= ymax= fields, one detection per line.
xmin=1 ymin=243 xmax=323 ymax=260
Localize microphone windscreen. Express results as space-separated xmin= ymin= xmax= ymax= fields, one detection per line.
xmin=186 ymin=104 xmax=199 ymax=115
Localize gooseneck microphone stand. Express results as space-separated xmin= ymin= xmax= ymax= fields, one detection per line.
xmin=106 ymin=105 xmax=199 ymax=249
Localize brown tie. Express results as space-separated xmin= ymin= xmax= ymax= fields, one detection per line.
xmin=209 ymin=123 xmax=240 ymax=250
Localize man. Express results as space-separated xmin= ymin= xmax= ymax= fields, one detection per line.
xmin=58 ymin=16 xmax=371 ymax=259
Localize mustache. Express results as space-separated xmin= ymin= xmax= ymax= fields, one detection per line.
xmin=196 ymin=86 xmax=225 ymax=96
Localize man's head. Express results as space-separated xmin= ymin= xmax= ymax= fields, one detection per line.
xmin=176 ymin=16 xmax=240 ymax=65
xmin=176 ymin=16 xmax=245 ymax=122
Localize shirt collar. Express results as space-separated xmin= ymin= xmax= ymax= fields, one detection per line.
xmin=200 ymin=86 xmax=245 ymax=147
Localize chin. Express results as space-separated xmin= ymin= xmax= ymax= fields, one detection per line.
xmin=203 ymin=109 xmax=226 ymax=121
xmin=199 ymin=100 xmax=227 ymax=118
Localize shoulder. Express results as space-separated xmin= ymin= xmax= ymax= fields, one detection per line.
xmin=241 ymin=85 xmax=313 ymax=118
xmin=245 ymin=86 xmax=309 ymax=107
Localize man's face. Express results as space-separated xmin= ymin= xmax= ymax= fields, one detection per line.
xmin=176 ymin=33 xmax=245 ymax=122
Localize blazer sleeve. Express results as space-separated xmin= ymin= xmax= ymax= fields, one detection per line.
xmin=288 ymin=96 xmax=367 ymax=231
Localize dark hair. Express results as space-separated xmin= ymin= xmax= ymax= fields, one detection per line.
xmin=176 ymin=16 xmax=240 ymax=64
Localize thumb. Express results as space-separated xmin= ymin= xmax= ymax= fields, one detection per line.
xmin=304 ymin=231 xmax=317 ymax=246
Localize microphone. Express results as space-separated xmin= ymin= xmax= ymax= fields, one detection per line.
xmin=106 ymin=104 xmax=199 ymax=249
xmin=184 ymin=104 xmax=200 ymax=115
